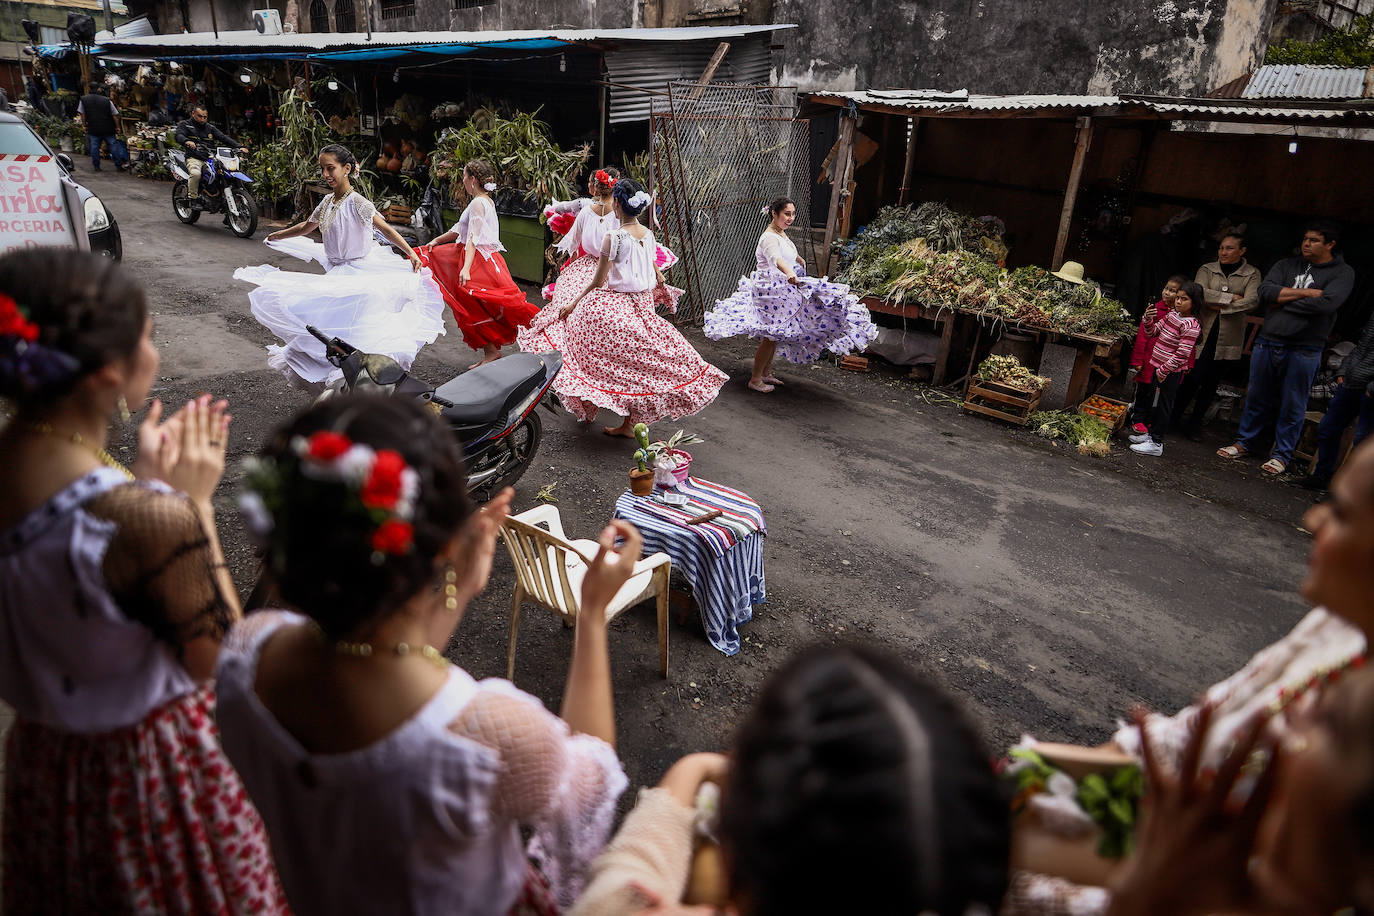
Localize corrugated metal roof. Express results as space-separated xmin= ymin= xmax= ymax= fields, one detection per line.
xmin=606 ymin=34 xmax=773 ymax=123
xmin=809 ymin=89 xmax=1114 ymax=113
xmin=93 ymin=24 xmax=788 ymax=55
xmin=1242 ymin=64 xmax=1370 ymax=100
xmin=808 ymin=89 xmax=1374 ymax=125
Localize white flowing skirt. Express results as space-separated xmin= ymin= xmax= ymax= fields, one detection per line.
xmin=234 ymin=237 xmax=448 ymax=385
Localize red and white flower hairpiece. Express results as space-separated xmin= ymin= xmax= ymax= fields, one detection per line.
xmin=594 ymin=169 xmax=617 ymax=188
xmin=240 ymin=430 xmax=421 ymax=564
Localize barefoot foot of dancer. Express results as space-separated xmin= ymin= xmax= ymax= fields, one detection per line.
xmin=469 ymin=344 xmax=502 ymax=369
xmin=763 ymin=374 xmax=785 ymax=386
xmin=747 ymin=380 xmax=775 ymax=393
xmin=603 ymin=417 xmax=636 ymax=438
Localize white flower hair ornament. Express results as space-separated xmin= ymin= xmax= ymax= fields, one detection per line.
xmin=483 ymin=181 xmax=497 ymax=192
xmin=628 ymin=190 xmax=653 ymax=210
xmin=761 ymin=205 xmax=771 ymax=216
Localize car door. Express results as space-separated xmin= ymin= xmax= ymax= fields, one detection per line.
xmin=0 ymin=118 xmax=89 ymax=251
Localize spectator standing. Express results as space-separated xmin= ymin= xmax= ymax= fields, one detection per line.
xmin=1299 ymin=309 xmax=1374 ymax=492
xmin=1174 ymin=233 xmax=1262 ymax=439
xmin=1129 ymin=282 xmax=1202 ymax=457
xmin=1218 ymin=222 xmax=1356 ymax=475
xmin=1126 ymin=275 xmax=1185 ymax=434
xmin=76 ymin=81 xmax=128 ymax=172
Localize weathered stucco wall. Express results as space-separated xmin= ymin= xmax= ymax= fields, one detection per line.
xmin=772 ymin=0 xmax=1280 ymax=95
xmin=404 ymin=0 xmax=637 ymax=33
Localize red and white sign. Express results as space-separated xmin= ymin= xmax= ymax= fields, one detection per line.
xmin=0 ymin=154 xmax=79 ymax=252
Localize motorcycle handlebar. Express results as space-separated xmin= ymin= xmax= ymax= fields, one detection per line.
xmin=305 ymin=324 xmax=356 ymax=366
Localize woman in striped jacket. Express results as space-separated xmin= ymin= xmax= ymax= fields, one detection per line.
xmin=1129 ymin=281 xmax=1201 ymax=457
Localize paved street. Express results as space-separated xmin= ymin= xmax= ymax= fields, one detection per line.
xmin=82 ymin=165 xmax=1321 ymax=793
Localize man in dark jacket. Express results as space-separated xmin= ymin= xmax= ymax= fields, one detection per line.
xmin=1219 ymin=221 xmax=1356 ymax=474
xmin=174 ymin=105 xmax=245 ymax=207
xmin=1299 ymin=311 xmax=1374 ymax=491
xmin=77 ymin=81 xmax=128 ymax=171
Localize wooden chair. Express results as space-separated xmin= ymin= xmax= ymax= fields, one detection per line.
xmin=499 ymin=505 xmax=672 ymax=681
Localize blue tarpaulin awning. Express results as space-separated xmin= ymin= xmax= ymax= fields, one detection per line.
xmin=34 ymin=43 xmax=106 ymax=59
xmin=309 ymin=38 xmax=571 ymax=62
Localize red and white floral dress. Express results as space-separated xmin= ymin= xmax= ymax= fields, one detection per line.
xmin=0 ymin=469 xmax=289 ymax=915
xmin=419 ymin=195 xmax=540 ymax=350
xmin=519 ymin=227 xmax=727 ymax=425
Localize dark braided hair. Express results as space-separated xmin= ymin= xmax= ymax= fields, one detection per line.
xmin=590 ymin=166 xmax=620 ymax=196
xmin=252 ymin=395 xmax=472 ymax=639
xmin=319 ymin=143 xmax=359 ymax=177
xmin=0 ymin=249 xmax=146 ymax=411
xmin=612 ymin=178 xmax=650 ymax=219
xmin=719 ymin=644 xmax=1011 ymax=916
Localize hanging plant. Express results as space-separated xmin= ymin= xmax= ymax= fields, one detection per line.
xmin=431 ymin=106 xmax=589 ymax=214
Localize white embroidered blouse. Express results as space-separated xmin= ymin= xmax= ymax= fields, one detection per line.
xmin=604 ymin=228 xmax=659 ymax=294
xmin=309 ymin=192 xmax=379 ymax=266
xmin=451 ymin=196 xmax=506 ymax=260
xmin=756 ymin=230 xmax=799 ymax=273
xmin=216 ymin=610 xmax=628 ymax=915
xmin=553 ymin=198 xmax=619 ymax=260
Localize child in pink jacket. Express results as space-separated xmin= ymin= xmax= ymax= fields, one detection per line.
xmin=1129 ymin=281 xmax=1202 ymax=457
xmin=1127 ymin=276 xmax=1187 ymax=433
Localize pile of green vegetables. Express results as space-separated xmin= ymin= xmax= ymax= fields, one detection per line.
xmin=1029 ymin=409 xmax=1113 ymax=457
xmin=975 ymin=355 xmax=1048 ymax=392
xmin=834 ymin=204 xmax=1130 ymax=339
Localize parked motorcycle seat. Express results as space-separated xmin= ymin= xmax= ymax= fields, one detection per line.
xmin=434 ymin=353 xmax=546 ymax=426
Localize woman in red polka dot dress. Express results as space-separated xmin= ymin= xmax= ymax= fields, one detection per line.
xmin=519 ymin=179 xmax=727 ymax=437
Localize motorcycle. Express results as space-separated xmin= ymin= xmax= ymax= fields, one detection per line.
xmin=168 ymin=144 xmax=259 ymax=238
xmin=305 ymin=325 xmax=561 ymax=502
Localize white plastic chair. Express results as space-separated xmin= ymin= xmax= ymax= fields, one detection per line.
xmin=499 ymin=505 xmax=672 ymax=680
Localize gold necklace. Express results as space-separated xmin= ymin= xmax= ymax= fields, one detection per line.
xmin=335 ymin=639 xmax=448 ymax=671
xmin=26 ymin=421 xmax=133 ymax=480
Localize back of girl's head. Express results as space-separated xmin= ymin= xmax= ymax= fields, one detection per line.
xmin=612 ymin=178 xmax=650 ymax=218
xmin=464 ymin=159 xmax=496 ymax=186
xmin=0 ymin=248 xmax=147 ymax=412
xmin=765 ymin=196 xmax=794 ymax=218
xmin=1177 ymin=281 xmax=1206 ymax=310
xmin=1165 ymin=274 xmax=1188 ymax=290
xmin=247 ymin=395 xmax=472 ymax=638
xmin=719 ymin=644 xmax=1009 ymax=916
xmin=591 ymin=166 xmax=620 ymax=195
xmin=319 ymin=143 xmax=358 ymax=176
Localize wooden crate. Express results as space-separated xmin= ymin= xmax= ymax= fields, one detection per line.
xmin=381 ymin=204 xmax=413 ymax=225
xmin=1078 ymin=395 xmax=1129 ymax=432
xmin=963 ymin=377 xmax=1043 ymax=426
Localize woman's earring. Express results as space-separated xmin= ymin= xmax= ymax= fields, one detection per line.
xmin=444 ymin=567 xmax=459 ymax=611
xmin=117 ymin=395 xmax=131 ymax=423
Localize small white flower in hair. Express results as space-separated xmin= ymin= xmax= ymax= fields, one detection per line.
xmin=761 ymin=205 xmax=770 ymax=216
xmin=484 ymin=181 xmax=497 ymax=191
xmin=628 ymin=190 xmax=652 ymax=209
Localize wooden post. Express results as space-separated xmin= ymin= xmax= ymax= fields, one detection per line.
xmin=874 ymin=113 xmax=890 ymax=202
xmin=687 ymin=42 xmax=731 ymax=99
xmin=898 ymin=116 xmax=921 ymax=205
xmin=208 ymin=0 xmax=219 ymax=38
xmin=1051 ymin=116 xmax=1093 ymax=270
xmin=820 ymin=112 xmax=855 ymax=275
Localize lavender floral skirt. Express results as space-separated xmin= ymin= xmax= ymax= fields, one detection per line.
xmin=703 ymin=265 xmax=878 ymax=364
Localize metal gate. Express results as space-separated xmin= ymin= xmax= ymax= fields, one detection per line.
xmin=650 ymin=82 xmax=815 ymax=323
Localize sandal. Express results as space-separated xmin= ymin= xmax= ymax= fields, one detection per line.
xmin=1261 ymin=458 xmax=1287 ymax=475
xmin=1216 ymin=444 xmax=1248 ymax=460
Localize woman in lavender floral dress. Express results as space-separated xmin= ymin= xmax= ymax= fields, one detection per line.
xmin=704 ymin=197 xmax=878 ymax=392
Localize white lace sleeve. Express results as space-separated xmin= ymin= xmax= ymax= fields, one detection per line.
xmin=450 ymin=679 xmax=628 ymax=909
xmin=351 ymin=194 xmax=377 ymax=228
xmin=757 ymin=232 xmax=782 ymax=265
xmin=464 ymin=197 xmax=505 ymax=259
xmin=309 ymin=195 xmax=330 ymax=225
xmin=551 ymin=197 xmax=590 ymax=215
xmin=603 ymin=230 xmax=622 ymax=263
xmin=556 ymin=207 xmax=590 ymax=257
xmin=569 ymin=788 xmax=697 ymax=916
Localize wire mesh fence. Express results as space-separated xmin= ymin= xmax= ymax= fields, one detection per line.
xmin=650 ymin=82 xmax=815 ymax=323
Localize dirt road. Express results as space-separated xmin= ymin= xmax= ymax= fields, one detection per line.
xmin=92 ymin=166 xmax=1319 ymax=792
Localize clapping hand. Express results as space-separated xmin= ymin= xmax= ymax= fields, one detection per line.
xmin=130 ymin=398 xmax=183 ymax=483
xmin=165 ymin=394 xmax=231 ymax=507
xmin=1106 ymin=704 xmax=1281 ymax=916
xmin=580 ymin=520 xmax=643 ymax=613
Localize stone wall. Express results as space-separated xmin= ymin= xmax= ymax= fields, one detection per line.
xmin=771 ymin=0 xmax=1281 ymax=96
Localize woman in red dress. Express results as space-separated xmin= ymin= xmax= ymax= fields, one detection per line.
xmin=420 ymin=159 xmax=539 ymax=368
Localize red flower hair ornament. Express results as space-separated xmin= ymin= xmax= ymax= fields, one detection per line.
xmin=240 ymin=431 xmax=422 ymax=565
xmin=594 ymin=169 xmax=617 ymax=189
xmin=0 ymin=294 xmax=39 ymax=343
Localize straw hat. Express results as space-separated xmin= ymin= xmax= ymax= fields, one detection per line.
xmin=1052 ymin=261 xmax=1086 ymax=284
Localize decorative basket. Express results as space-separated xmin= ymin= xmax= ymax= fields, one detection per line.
xmin=666 ymin=448 xmax=693 ymax=484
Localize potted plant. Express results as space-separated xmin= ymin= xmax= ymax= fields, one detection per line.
xmin=629 ymin=424 xmax=703 ymax=491
xmin=630 ymin=424 xmax=656 ymax=496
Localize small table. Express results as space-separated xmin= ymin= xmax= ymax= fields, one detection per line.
xmin=614 ymin=476 xmax=766 ymax=656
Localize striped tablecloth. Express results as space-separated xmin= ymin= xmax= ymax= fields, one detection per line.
xmin=614 ymin=477 xmax=766 ymax=656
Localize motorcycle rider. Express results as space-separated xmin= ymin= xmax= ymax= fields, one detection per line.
xmin=175 ymin=106 xmax=247 ymax=211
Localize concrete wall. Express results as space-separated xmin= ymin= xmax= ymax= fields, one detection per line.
xmin=377 ymin=0 xmax=771 ymax=36
xmin=771 ymin=0 xmax=1280 ymax=96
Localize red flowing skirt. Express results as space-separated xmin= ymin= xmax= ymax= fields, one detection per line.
xmin=418 ymin=243 xmax=540 ymax=350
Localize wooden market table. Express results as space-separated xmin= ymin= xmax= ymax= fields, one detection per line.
xmin=861 ymin=295 xmax=1122 ymax=408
